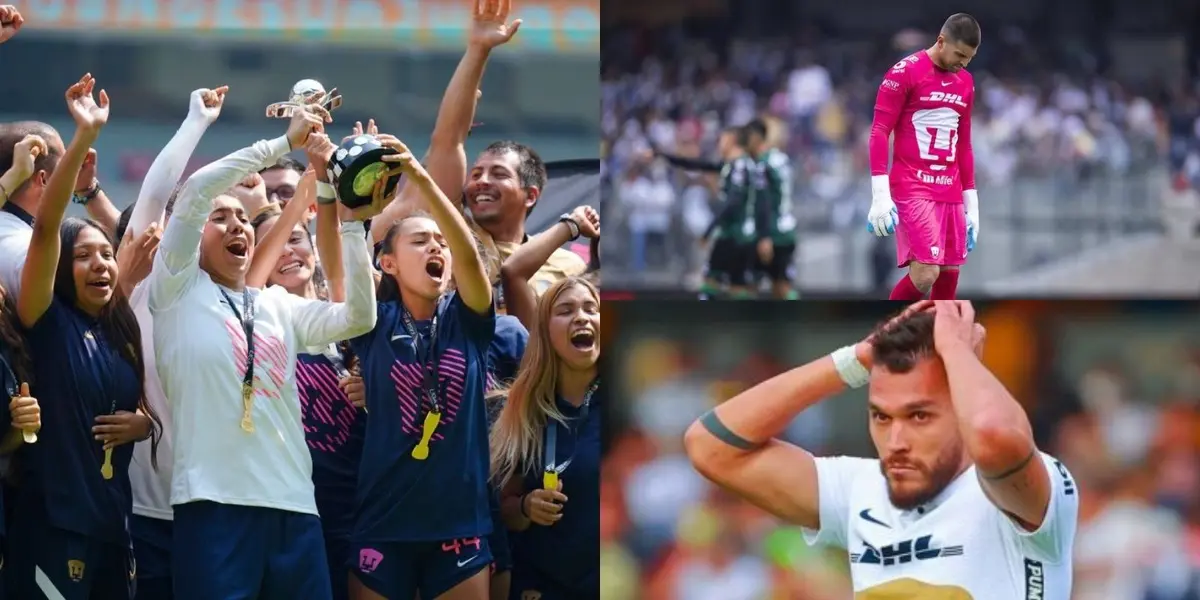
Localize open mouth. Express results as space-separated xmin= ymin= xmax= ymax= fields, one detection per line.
xmin=471 ymin=190 xmax=499 ymax=206
xmin=226 ymin=239 xmax=248 ymax=258
xmin=425 ymin=257 xmax=446 ymax=280
xmin=86 ymin=279 xmax=112 ymax=291
xmin=569 ymin=329 xmax=596 ymax=350
xmin=278 ymin=261 xmax=304 ymax=275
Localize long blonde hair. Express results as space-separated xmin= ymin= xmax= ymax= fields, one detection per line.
xmin=489 ymin=276 xmax=599 ymax=486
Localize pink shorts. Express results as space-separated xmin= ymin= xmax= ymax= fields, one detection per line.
xmin=894 ymin=198 xmax=967 ymax=268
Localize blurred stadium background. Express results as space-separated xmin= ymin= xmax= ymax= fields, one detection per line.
xmin=600 ymin=0 xmax=1200 ymax=297
xmin=1 ymin=0 xmax=599 ymax=230
xmin=600 ymin=301 xmax=1200 ymax=599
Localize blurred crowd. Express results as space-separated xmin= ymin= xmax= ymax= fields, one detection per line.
xmin=600 ymin=19 xmax=1174 ymax=287
xmin=599 ymin=302 xmax=1200 ymax=600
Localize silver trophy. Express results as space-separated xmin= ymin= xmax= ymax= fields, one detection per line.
xmin=266 ymin=79 xmax=343 ymax=119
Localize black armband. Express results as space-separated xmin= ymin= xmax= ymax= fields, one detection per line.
xmin=699 ymin=410 xmax=760 ymax=450
xmin=981 ymin=448 xmax=1038 ymax=481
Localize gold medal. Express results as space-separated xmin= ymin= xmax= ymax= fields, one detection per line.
xmin=240 ymin=383 xmax=255 ymax=433
xmin=100 ymin=448 xmax=114 ymax=480
xmin=543 ymin=470 xmax=558 ymax=491
xmin=410 ymin=411 xmax=441 ymax=460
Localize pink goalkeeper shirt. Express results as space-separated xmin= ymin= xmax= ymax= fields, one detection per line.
xmin=869 ymin=51 xmax=977 ymax=204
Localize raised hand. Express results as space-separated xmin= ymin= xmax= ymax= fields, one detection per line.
xmin=342 ymin=119 xmax=379 ymax=146
xmin=376 ymin=134 xmax=421 ymax=177
xmin=570 ymin=205 xmax=600 ymax=239
xmin=303 ymin=132 xmax=337 ymax=171
xmin=932 ymin=300 xmax=985 ymax=357
xmin=469 ymin=0 xmax=522 ymax=49
xmin=228 ymin=172 xmax=269 ymax=216
xmin=286 ymin=104 xmax=331 ymax=150
xmin=189 ymin=86 xmax=229 ymax=123
xmin=117 ymin=221 xmax=162 ymax=293
xmin=65 ymin=74 xmax=110 ymax=136
xmin=7 ymin=134 xmax=47 ymax=182
xmin=0 ymin=5 xmax=24 ymax=45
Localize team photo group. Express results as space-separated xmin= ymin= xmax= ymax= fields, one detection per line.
xmin=0 ymin=2 xmax=602 ymax=600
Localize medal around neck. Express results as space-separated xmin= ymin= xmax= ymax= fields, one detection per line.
xmin=265 ymin=78 xmax=343 ymax=119
xmin=327 ymin=134 xmax=402 ymax=210
xmin=410 ymin=410 xmax=441 ymax=460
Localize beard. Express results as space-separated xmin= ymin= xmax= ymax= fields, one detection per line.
xmin=881 ymin=436 xmax=964 ymax=510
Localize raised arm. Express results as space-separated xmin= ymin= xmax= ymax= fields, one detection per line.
xmin=150 ymin=105 xmax=328 ymax=310
xmin=72 ymin=150 xmax=119 ymax=235
xmin=369 ymin=0 xmax=520 ymax=243
xmin=682 ymin=303 xmax=933 ymax=529
xmin=307 ymin=133 xmax=346 ymax=301
xmin=17 ymin=74 xmax=109 ymax=328
xmin=499 ymin=206 xmax=598 ymax=329
xmin=288 ymin=220 xmax=375 ymax=348
xmin=380 ymin=136 xmax=492 ymax=313
xmin=128 ymin=87 xmax=226 ymax=238
xmin=933 ymin=302 xmax=1050 ymax=529
xmin=247 ymin=173 xmax=314 ymax=289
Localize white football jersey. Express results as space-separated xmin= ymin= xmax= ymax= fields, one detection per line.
xmin=803 ymin=452 xmax=1078 ymax=600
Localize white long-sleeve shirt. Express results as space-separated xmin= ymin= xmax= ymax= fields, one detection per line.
xmin=129 ymin=109 xmax=213 ymax=521
xmin=149 ymin=135 xmax=376 ymax=514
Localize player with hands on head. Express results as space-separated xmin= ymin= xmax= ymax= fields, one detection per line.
xmin=686 ymin=299 xmax=1078 ymax=599
xmin=146 ymin=99 xmax=374 ymax=600
xmin=347 ymin=128 xmax=496 ymax=600
xmin=868 ymin=14 xmax=981 ymax=300
xmin=8 ymin=73 xmax=164 ymax=600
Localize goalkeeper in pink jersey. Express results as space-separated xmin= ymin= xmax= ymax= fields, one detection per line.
xmin=867 ymin=13 xmax=981 ymax=300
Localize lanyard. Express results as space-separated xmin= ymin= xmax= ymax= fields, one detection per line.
xmin=320 ymin=344 xmax=350 ymax=379
xmin=86 ymin=328 xmax=120 ymax=480
xmin=401 ymin=305 xmax=442 ymax=460
xmin=219 ymin=288 xmax=257 ymax=433
xmin=542 ymin=378 xmax=599 ymax=490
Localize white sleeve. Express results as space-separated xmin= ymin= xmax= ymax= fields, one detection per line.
xmin=281 ymin=221 xmax=377 ymax=348
xmin=1000 ymin=452 xmax=1079 ymax=564
xmin=148 ymin=136 xmax=292 ymax=312
xmin=128 ymin=114 xmax=211 ymax=237
xmin=0 ymin=237 xmax=27 ymax=295
xmin=801 ymin=455 xmax=879 ymax=550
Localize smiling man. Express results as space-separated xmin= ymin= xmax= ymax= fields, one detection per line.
xmin=685 ymin=301 xmax=1078 ymax=600
xmin=465 ymin=140 xmax=586 ymax=303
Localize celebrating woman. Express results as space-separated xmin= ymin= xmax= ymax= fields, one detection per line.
xmin=490 ymin=276 xmax=601 ymax=600
xmin=146 ymin=100 xmax=378 ymax=600
xmin=348 ymin=134 xmax=495 ymax=600
xmin=9 ymin=74 xmax=162 ymax=600
xmin=248 ymin=132 xmax=365 ymax=600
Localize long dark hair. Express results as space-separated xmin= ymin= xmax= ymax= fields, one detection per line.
xmin=0 ymin=283 xmax=30 ymax=383
xmin=57 ymin=218 xmax=163 ymax=468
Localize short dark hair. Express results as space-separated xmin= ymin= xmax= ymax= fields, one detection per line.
xmin=261 ymin=156 xmax=305 ymax=176
xmin=941 ymin=13 xmax=981 ymax=48
xmin=0 ymin=121 xmax=62 ymax=198
xmin=481 ymin=140 xmax=546 ymax=193
xmin=870 ymin=311 xmax=937 ymax=373
xmin=743 ymin=119 xmax=769 ymax=140
xmin=481 ymin=141 xmax=546 ymax=217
